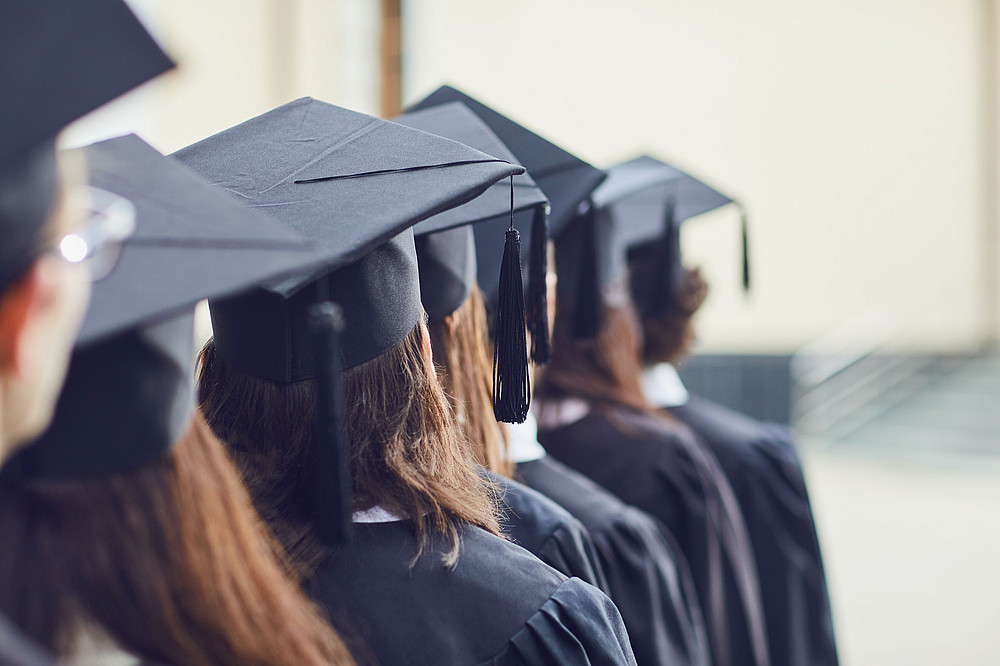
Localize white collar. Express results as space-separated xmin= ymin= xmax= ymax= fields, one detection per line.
xmin=505 ymin=412 xmax=546 ymax=464
xmin=352 ymin=505 xmax=404 ymax=523
xmin=640 ymin=363 xmax=690 ymax=408
xmin=535 ymin=397 xmax=592 ymax=430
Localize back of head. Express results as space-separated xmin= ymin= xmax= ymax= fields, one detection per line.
xmin=427 ymin=287 xmax=513 ymax=478
xmin=537 ymin=278 xmax=652 ymax=416
xmin=0 ymin=412 xmax=353 ymax=666
xmin=199 ymin=318 xmax=501 ymax=570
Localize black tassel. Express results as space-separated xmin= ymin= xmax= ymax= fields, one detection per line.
xmin=308 ymin=300 xmax=352 ymax=544
xmin=656 ymin=199 xmax=681 ymax=313
xmin=526 ymin=203 xmax=551 ymax=364
xmin=493 ymin=179 xmax=530 ymax=423
xmin=572 ymin=204 xmax=601 ymax=339
xmin=739 ymin=205 xmax=751 ymax=292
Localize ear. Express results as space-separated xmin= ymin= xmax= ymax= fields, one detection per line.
xmin=443 ymin=309 xmax=459 ymax=335
xmin=0 ymin=262 xmax=49 ymax=375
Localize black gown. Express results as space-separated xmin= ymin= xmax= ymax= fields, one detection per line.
xmin=0 ymin=614 xmax=54 ymax=666
xmin=516 ymin=455 xmax=711 ymax=666
xmin=484 ymin=469 xmax=610 ymax=593
xmin=310 ymin=519 xmax=637 ymax=666
xmin=539 ymin=406 xmax=770 ymax=666
xmin=668 ymin=395 xmax=838 ymax=666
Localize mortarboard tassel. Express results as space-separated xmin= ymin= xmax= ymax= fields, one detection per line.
xmin=739 ymin=204 xmax=751 ymax=292
xmin=656 ymin=199 xmax=681 ymax=313
xmin=309 ymin=299 xmax=352 ymax=544
xmin=572 ymin=204 xmax=601 ymax=339
xmin=526 ymin=202 xmax=551 ymax=364
xmin=492 ymin=176 xmax=530 ymax=424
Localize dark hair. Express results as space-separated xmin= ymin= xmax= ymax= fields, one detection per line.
xmin=537 ymin=278 xmax=653 ymax=415
xmin=198 ymin=322 xmax=501 ymax=569
xmin=0 ymin=413 xmax=354 ymax=666
xmin=635 ymin=266 xmax=709 ymax=365
xmin=428 ymin=287 xmax=514 ymax=478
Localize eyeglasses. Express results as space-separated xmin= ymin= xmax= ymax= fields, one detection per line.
xmin=56 ymin=186 xmax=136 ymax=282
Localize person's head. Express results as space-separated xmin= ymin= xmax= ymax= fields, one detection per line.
xmin=537 ymin=272 xmax=653 ymax=415
xmin=199 ymin=312 xmax=501 ymax=570
xmin=0 ymin=411 xmax=354 ymax=666
xmin=0 ymin=145 xmax=91 ymax=457
xmin=428 ymin=286 xmax=513 ymax=478
xmin=629 ymin=236 xmax=709 ymax=365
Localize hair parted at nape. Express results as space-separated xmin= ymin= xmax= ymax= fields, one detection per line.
xmin=627 ymin=244 xmax=710 ymax=366
xmin=535 ymin=277 xmax=656 ymax=418
xmin=0 ymin=412 xmax=355 ymax=666
xmin=198 ymin=319 xmax=501 ymax=570
xmin=428 ymin=286 xmax=514 ymax=479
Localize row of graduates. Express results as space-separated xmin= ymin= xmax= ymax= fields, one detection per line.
xmin=0 ymin=2 xmax=838 ymax=664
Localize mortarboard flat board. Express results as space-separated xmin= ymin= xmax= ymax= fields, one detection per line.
xmin=0 ymin=0 xmax=174 ymax=170
xmin=407 ymin=87 xmax=605 ymax=329
xmin=173 ymin=97 xmax=524 ymax=381
xmin=395 ymin=102 xmax=548 ymax=420
xmin=409 ymin=86 xmax=604 ymax=236
xmin=0 ymin=0 xmax=173 ymax=295
xmin=0 ymin=134 xmax=325 ymax=482
xmin=394 ymin=102 xmax=547 ymax=320
xmin=594 ymin=156 xmax=746 ymax=319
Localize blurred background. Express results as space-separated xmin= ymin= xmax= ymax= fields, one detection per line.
xmin=66 ymin=1 xmax=1000 ymax=663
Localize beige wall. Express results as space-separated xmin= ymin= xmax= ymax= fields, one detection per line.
xmin=405 ymin=0 xmax=992 ymax=354
xmin=63 ymin=0 xmax=381 ymax=154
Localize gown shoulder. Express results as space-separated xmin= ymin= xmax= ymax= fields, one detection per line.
xmin=485 ymin=469 xmax=610 ymax=593
xmin=517 ymin=455 xmax=712 ymax=666
xmin=310 ymin=519 xmax=636 ymax=666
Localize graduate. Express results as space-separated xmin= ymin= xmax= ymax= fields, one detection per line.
xmin=533 ymin=195 xmax=771 ymax=666
xmin=612 ymin=155 xmax=839 ymax=666
xmin=184 ymin=98 xmax=636 ymax=666
xmin=409 ymin=86 xmax=713 ymax=666
xmin=0 ymin=2 xmax=172 ymax=663
xmin=0 ymin=135 xmax=354 ymax=665
xmin=400 ymin=101 xmax=609 ymax=592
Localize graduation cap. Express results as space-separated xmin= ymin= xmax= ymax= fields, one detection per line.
xmin=0 ymin=0 xmax=173 ymax=295
xmin=0 ymin=135 xmax=322 ymax=481
xmin=595 ymin=155 xmax=745 ymax=321
xmin=408 ymin=86 xmax=606 ymax=361
xmin=558 ymin=155 xmax=744 ymax=337
xmin=395 ymin=102 xmax=549 ymax=423
xmin=173 ymin=97 xmax=523 ymax=384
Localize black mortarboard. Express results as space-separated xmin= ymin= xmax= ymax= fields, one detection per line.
xmin=397 ymin=102 xmax=548 ymax=421
xmin=174 ymin=97 xmax=523 ymax=381
xmin=0 ymin=0 xmax=173 ymax=295
xmin=596 ymin=156 xmax=745 ymax=319
xmin=408 ymin=86 xmax=606 ymax=360
xmin=0 ymin=135 xmax=323 ymax=482
xmin=557 ymin=155 xmax=743 ymax=337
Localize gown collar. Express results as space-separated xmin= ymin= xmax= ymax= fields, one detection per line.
xmin=352 ymin=506 xmax=404 ymax=523
xmin=506 ymin=412 xmax=546 ymax=464
xmin=640 ymin=362 xmax=690 ymax=408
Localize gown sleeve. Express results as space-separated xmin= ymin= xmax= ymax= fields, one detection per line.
xmin=489 ymin=471 xmax=611 ymax=594
xmin=483 ymin=577 xmax=637 ymax=666
xmin=670 ymin=396 xmax=839 ymax=666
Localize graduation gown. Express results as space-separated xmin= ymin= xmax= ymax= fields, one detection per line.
xmin=485 ymin=469 xmax=611 ymax=593
xmin=538 ymin=402 xmax=769 ymax=666
xmin=517 ymin=454 xmax=711 ymax=666
xmin=667 ymin=395 xmax=838 ymax=666
xmin=310 ymin=518 xmax=637 ymax=666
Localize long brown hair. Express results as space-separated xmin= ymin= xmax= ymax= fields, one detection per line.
xmin=0 ymin=413 xmax=354 ymax=666
xmin=428 ymin=287 xmax=514 ymax=478
xmin=537 ymin=279 xmax=653 ymax=415
xmin=198 ymin=322 xmax=500 ymax=569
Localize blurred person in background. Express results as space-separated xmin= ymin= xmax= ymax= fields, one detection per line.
xmin=0 ymin=135 xmax=356 ymax=666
